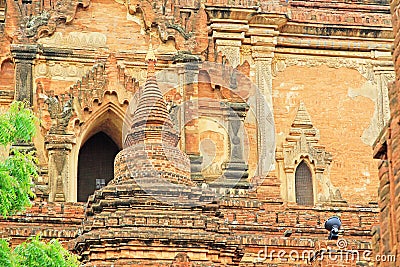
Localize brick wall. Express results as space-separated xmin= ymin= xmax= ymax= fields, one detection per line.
xmin=274 ymin=65 xmax=380 ymax=205
xmin=0 ymin=202 xmax=84 ymax=247
xmin=0 ymin=59 xmax=14 ymax=91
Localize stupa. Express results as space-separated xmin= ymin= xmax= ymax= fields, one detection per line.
xmin=73 ymin=43 xmax=241 ymax=267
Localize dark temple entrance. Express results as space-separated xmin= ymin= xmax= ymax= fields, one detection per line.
xmin=78 ymin=132 xmax=120 ymax=202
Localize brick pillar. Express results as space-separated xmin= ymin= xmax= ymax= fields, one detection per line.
xmin=10 ymin=44 xmax=37 ymax=105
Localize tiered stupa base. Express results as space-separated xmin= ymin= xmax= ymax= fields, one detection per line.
xmin=74 ymin=180 xmax=242 ymax=266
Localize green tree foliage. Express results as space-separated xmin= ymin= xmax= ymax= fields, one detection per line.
xmin=0 ymin=102 xmax=79 ymax=267
xmin=0 ymin=239 xmax=16 ymax=267
xmin=0 ymin=101 xmax=37 ymax=146
xmin=0 ymin=236 xmax=79 ymax=267
xmin=0 ymin=101 xmax=37 ymax=217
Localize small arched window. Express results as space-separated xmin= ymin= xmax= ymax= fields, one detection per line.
xmin=295 ymin=160 xmax=314 ymax=206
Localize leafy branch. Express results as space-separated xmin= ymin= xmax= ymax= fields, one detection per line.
xmin=0 ymin=101 xmax=38 ymax=218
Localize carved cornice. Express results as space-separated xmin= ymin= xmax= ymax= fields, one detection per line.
xmin=278 ymin=22 xmax=393 ymax=52
xmin=282 ymin=22 xmax=393 ymax=38
xmin=272 ymin=55 xmax=376 ymax=81
xmin=44 ymin=134 xmax=76 ymax=147
xmin=205 ymin=6 xmax=257 ymax=21
xmin=289 ymin=8 xmax=390 ymax=28
xmin=190 ymin=0 xmax=391 ymax=26
xmin=290 ymin=0 xmax=389 ymax=12
xmin=248 ymin=14 xmax=288 ymax=29
xmin=10 ymin=44 xmax=38 ymax=61
xmin=277 ymin=35 xmax=392 ymax=52
xmin=38 ymin=32 xmax=107 ymax=49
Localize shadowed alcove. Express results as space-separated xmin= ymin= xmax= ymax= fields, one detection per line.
xmin=295 ymin=160 xmax=314 ymax=206
xmin=77 ymin=132 xmax=120 ymax=202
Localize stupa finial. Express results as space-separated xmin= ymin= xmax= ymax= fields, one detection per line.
xmin=145 ymin=33 xmax=157 ymax=77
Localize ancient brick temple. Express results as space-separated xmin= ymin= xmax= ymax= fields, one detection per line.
xmin=0 ymin=0 xmax=398 ymax=266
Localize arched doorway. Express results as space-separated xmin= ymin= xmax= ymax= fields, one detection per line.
xmin=78 ymin=132 xmax=120 ymax=202
xmin=295 ymin=160 xmax=314 ymax=206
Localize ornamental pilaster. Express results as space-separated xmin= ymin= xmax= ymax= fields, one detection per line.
xmin=45 ymin=134 xmax=76 ymax=202
xmin=11 ymin=44 xmax=38 ymax=106
xmin=251 ymin=35 xmax=277 ymax=177
xmin=222 ymin=102 xmax=250 ymax=189
xmin=249 ymin=14 xmax=286 ymax=176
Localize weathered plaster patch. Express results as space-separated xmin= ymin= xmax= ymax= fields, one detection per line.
xmin=347 ymin=80 xmax=380 ymax=146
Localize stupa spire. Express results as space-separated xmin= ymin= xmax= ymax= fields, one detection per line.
xmin=124 ymin=38 xmax=178 ymax=147
xmin=287 ymin=101 xmax=318 ymax=143
xmin=292 ymin=101 xmax=313 ymax=128
xmin=110 ymin=36 xmax=194 ymax=188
